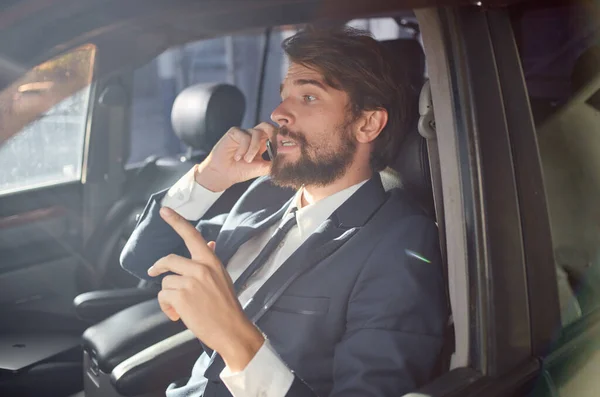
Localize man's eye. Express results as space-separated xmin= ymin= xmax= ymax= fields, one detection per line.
xmin=303 ymin=95 xmax=317 ymax=103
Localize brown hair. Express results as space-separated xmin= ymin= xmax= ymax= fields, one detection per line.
xmin=282 ymin=25 xmax=411 ymax=171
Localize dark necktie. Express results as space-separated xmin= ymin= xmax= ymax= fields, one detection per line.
xmin=233 ymin=208 xmax=297 ymax=294
xmin=202 ymin=209 xmax=298 ymax=384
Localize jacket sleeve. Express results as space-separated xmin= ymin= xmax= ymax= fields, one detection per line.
xmin=119 ymin=189 xmax=227 ymax=282
xmin=286 ymin=215 xmax=448 ymax=397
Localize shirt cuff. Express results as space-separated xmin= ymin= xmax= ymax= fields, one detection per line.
xmin=220 ymin=340 xmax=294 ymax=397
xmin=161 ymin=164 xmax=224 ymax=221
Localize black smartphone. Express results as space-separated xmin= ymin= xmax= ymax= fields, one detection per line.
xmin=266 ymin=139 xmax=275 ymax=161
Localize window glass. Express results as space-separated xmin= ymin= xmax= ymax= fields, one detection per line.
xmin=0 ymin=44 xmax=95 ymax=195
xmin=514 ymin=3 xmax=600 ymax=322
xmin=348 ymin=17 xmax=415 ymax=40
xmin=128 ymin=32 xmax=267 ymax=165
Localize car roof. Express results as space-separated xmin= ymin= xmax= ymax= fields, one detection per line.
xmin=0 ymin=0 xmax=527 ymax=90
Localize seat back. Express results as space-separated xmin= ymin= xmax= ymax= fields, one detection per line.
xmin=378 ymin=38 xmax=453 ymax=376
xmin=378 ymin=38 xmax=432 ymax=214
xmin=81 ymin=83 xmax=246 ymax=290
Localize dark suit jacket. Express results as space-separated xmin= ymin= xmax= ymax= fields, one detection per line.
xmin=120 ymin=174 xmax=447 ymax=397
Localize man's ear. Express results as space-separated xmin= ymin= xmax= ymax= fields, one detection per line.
xmin=356 ymin=108 xmax=388 ymax=143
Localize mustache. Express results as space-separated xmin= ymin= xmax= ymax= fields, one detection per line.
xmin=276 ymin=126 xmax=308 ymax=146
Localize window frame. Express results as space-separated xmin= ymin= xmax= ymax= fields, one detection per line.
xmin=487 ymin=9 xmax=562 ymax=355
xmin=418 ymin=4 xmax=547 ymax=392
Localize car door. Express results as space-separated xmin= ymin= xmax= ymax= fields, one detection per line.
xmin=425 ymin=2 xmax=600 ymax=397
xmin=0 ymin=45 xmax=101 ymax=336
xmin=0 ymin=34 xmax=139 ymax=397
xmin=0 ymin=35 xmax=133 ymax=344
xmin=411 ymin=4 xmax=565 ymax=396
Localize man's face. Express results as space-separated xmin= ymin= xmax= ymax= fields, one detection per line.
xmin=269 ymin=63 xmax=358 ymax=190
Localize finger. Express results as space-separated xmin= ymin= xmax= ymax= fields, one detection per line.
xmin=148 ymin=254 xmax=197 ymax=277
xmin=253 ymin=122 xmax=275 ymax=159
xmin=163 ymin=305 xmax=180 ymax=321
xmin=158 ymin=290 xmax=180 ymax=321
xmin=149 ymin=252 xmax=215 ymax=279
xmin=228 ymin=128 xmax=251 ymax=161
xmin=254 ymin=122 xmax=277 ymax=138
xmin=161 ymin=274 xmax=186 ymax=290
xmin=207 ymin=241 xmax=216 ymax=252
xmin=252 ymin=136 xmax=269 ymax=162
xmin=244 ymin=128 xmax=267 ymax=163
xmin=159 ymin=207 xmax=217 ymax=262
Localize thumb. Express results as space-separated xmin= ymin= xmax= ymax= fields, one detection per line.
xmin=207 ymin=241 xmax=216 ymax=252
xmin=158 ymin=290 xmax=180 ymax=321
xmin=164 ymin=306 xmax=180 ymax=321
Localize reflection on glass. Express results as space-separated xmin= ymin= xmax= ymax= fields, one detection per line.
xmin=0 ymin=44 xmax=95 ymax=195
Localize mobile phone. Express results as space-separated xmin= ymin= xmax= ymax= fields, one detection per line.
xmin=266 ymin=139 xmax=275 ymax=161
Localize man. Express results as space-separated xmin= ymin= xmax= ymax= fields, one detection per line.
xmin=121 ymin=26 xmax=447 ymax=397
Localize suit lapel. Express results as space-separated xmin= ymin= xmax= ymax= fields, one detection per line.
xmin=244 ymin=173 xmax=388 ymax=323
xmin=244 ymin=218 xmax=359 ymax=323
xmin=215 ymin=196 xmax=295 ymax=266
xmin=203 ymin=219 xmax=362 ymax=383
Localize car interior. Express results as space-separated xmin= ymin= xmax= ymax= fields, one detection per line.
xmin=0 ymin=15 xmax=459 ymax=395
xmin=2 ymin=4 xmax=555 ymax=396
xmin=74 ymin=33 xmax=453 ymax=397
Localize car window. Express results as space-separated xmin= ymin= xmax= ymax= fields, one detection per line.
xmin=512 ymin=3 xmax=600 ymax=396
xmin=0 ymin=44 xmax=95 ymax=195
xmin=514 ymin=3 xmax=600 ymax=321
xmin=127 ymin=18 xmax=408 ymax=165
xmin=128 ymin=31 xmax=270 ymax=165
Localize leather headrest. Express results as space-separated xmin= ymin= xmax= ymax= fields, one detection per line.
xmin=171 ymin=83 xmax=245 ymax=151
xmin=389 ymin=127 xmax=432 ymax=197
xmin=380 ymin=39 xmax=425 ymax=95
xmin=378 ymin=39 xmax=432 ymax=209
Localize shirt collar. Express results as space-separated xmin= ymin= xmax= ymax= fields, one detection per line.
xmin=281 ymin=178 xmax=370 ymax=239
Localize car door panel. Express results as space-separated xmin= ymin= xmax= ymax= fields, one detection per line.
xmin=0 ymin=182 xmax=87 ymax=332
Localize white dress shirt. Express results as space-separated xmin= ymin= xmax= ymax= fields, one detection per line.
xmin=162 ymin=165 xmax=367 ymax=397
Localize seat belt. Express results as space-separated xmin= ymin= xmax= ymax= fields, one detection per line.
xmin=418 ymin=79 xmax=455 ymax=371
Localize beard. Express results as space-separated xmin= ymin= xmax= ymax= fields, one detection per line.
xmin=270 ymin=118 xmax=357 ymax=190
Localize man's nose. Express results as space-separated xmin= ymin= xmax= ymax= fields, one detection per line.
xmin=270 ymin=101 xmax=294 ymax=127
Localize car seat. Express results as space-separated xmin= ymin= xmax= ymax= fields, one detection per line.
xmin=73 ymin=82 xmax=248 ymax=324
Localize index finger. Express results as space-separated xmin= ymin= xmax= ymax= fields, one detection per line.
xmin=160 ymin=207 xmax=219 ymax=265
xmin=254 ymin=122 xmax=277 ymax=138
xmin=244 ymin=128 xmax=268 ymax=162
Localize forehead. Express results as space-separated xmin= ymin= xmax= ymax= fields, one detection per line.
xmin=282 ymin=63 xmax=326 ymax=85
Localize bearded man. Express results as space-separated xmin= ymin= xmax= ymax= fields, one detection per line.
xmin=121 ymin=26 xmax=447 ymax=397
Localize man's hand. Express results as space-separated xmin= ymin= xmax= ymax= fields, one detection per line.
xmin=195 ymin=122 xmax=276 ymax=192
xmin=148 ymin=207 xmax=265 ymax=372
